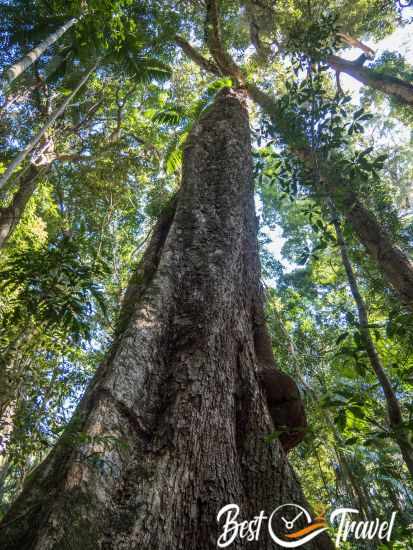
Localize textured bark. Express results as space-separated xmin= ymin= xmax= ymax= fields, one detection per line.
xmin=175 ymin=32 xmax=413 ymax=312
xmin=332 ymin=213 xmax=413 ymax=478
xmin=0 ymin=89 xmax=333 ymax=549
xmin=257 ymin=368 xmax=307 ymax=452
xmin=0 ymin=166 xmax=46 ymax=248
xmin=327 ymin=54 xmax=413 ymax=107
xmin=3 ymin=18 xmax=78 ymax=88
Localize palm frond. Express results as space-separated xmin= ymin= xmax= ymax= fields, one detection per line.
xmin=166 ymin=146 xmax=183 ymax=175
xmin=164 ymin=130 xmax=190 ymax=175
xmin=151 ymin=106 xmax=187 ymax=125
xmin=127 ymin=55 xmax=171 ymax=84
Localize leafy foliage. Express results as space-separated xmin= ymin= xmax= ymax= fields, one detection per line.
xmin=0 ymin=237 xmax=107 ymax=340
xmin=0 ymin=1 xmax=412 ymax=547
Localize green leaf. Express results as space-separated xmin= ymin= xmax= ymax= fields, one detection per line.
xmin=151 ymin=108 xmax=185 ymax=126
xmin=336 ymin=332 xmax=349 ymax=345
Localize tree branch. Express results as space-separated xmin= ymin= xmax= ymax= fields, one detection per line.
xmin=204 ymin=0 xmax=244 ymax=81
xmin=244 ymin=2 xmax=273 ymax=60
xmin=327 ymin=54 xmax=413 ymax=106
xmin=174 ymin=35 xmax=221 ymax=76
xmin=337 ymin=33 xmax=375 ymax=59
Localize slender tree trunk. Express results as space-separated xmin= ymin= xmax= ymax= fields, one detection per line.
xmin=0 ymin=403 xmax=16 ymax=459
xmin=0 ymin=330 xmax=32 ymax=419
xmin=0 ymin=166 xmax=47 ymax=248
xmin=331 ymin=212 xmax=413 ymax=478
xmin=314 ymin=447 xmax=332 ymax=500
xmin=0 ymin=89 xmax=333 ymax=550
xmin=240 ymin=83 xmax=413 ymax=312
xmin=2 ymin=18 xmax=78 ymax=89
xmin=0 ymin=457 xmax=10 ymax=501
xmin=327 ymin=54 xmax=413 ymax=107
xmin=334 ymin=445 xmax=370 ymax=518
xmin=323 ymin=409 xmax=374 ymax=517
xmin=244 ymin=81 xmax=413 ymax=311
xmin=272 ymin=310 xmax=379 ymax=515
xmin=0 ymin=63 xmax=97 ymax=191
xmin=0 ymin=327 xmax=36 ymax=459
xmin=175 ymin=29 xmax=413 ymax=312
xmin=0 ymin=98 xmax=104 ymax=246
xmin=241 ymin=3 xmax=413 ymax=108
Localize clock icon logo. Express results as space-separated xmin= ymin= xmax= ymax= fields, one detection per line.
xmin=268 ymin=503 xmax=328 ymax=548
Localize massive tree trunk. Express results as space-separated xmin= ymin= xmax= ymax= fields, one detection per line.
xmin=2 ymin=17 xmax=78 ymax=89
xmin=326 ymin=54 xmax=413 ymax=108
xmin=0 ymin=89 xmax=333 ymax=549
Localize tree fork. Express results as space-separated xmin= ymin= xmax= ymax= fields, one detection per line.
xmin=326 ymin=54 xmax=413 ymax=108
xmin=241 ymin=4 xmax=413 ymax=108
xmin=0 ymin=62 xmax=97 ymax=191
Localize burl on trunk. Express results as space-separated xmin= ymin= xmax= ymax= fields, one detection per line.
xmin=0 ymin=89 xmax=332 ymax=549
